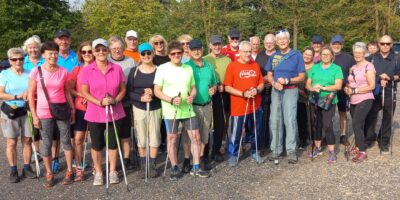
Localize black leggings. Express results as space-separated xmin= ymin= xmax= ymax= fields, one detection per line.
xmin=350 ymin=99 xmax=373 ymax=151
xmin=311 ymin=104 xmax=336 ymax=145
xmin=88 ymin=120 xmax=122 ymax=151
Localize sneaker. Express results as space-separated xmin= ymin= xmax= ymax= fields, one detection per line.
xmin=340 ymin=135 xmax=348 ymax=145
xmin=182 ymin=160 xmax=191 ymax=174
xmin=267 ymin=153 xmax=280 ymax=161
xmin=308 ymin=147 xmax=323 ymax=158
xmin=74 ymin=168 xmax=84 ymax=182
xmin=44 ymin=173 xmax=54 ymax=188
xmin=349 ymin=147 xmax=359 ymax=156
xmin=213 ymin=154 xmax=224 ymax=163
xmin=200 ymin=157 xmax=211 ymax=171
xmin=124 ymin=158 xmax=135 ymax=171
xmin=352 ymin=151 xmax=368 ymax=163
xmin=190 ymin=168 xmax=210 ymax=178
xmin=327 ymin=151 xmax=337 ymax=164
xmin=9 ymin=170 xmax=20 ymax=183
xmin=251 ymin=153 xmax=265 ymax=164
xmin=62 ymin=170 xmax=74 ymax=185
xmin=150 ymin=165 xmax=159 ymax=178
xmin=287 ymin=153 xmax=298 ymax=164
xmin=51 ymin=159 xmax=60 ymax=174
xmin=381 ymin=147 xmax=390 ymax=155
xmin=109 ymin=171 xmax=119 ymax=184
xmin=93 ymin=172 xmax=103 ymax=186
xmin=228 ymin=156 xmax=238 ymax=167
xmin=21 ymin=166 xmax=37 ymax=179
xmin=169 ymin=165 xmax=181 ymax=181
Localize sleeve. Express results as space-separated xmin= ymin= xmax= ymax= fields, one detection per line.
xmin=224 ymin=63 xmax=234 ymax=86
xmin=189 ymin=67 xmax=195 ymax=87
xmin=0 ymin=71 xmax=6 ymax=87
xmin=256 ymin=65 xmax=264 ymax=85
xmin=153 ymin=66 xmax=163 ymax=87
xmin=29 ymin=67 xmax=38 ymax=81
xmin=335 ymin=66 xmax=344 ymax=80
xmin=208 ymin=63 xmax=219 ymax=86
xmin=264 ymin=54 xmax=273 ymax=72
xmin=296 ymin=52 xmax=306 ymax=73
xmin=306 ymin=65 xmax=314 ymax=78
xmin=395 ymin=55 xmax=400 ymax=76
xmin=79 ymin=68 xmax=89 ymax=85
xmin=367 ymin=62 xmax=376 ymax=73
xmin=69 ymin=67 xmax=79 ymax=81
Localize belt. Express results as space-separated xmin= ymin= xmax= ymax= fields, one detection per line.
xmin=193 ymin=101 xmax=211 ymax=106
xmin=283 ymin=85 xmax=297 ymax=90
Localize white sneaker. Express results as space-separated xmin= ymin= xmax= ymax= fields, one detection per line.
xmin=109 ymin=171 xmax=119 ymax=184
xmin=93 ymin=172 xmax=103 ymax=186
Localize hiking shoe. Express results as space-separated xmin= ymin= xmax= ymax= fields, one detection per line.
xmin=349 ymin=147 xmax=359 ymax=156
xmin=327 ymin=151 xmax=337 ymax=164
xmin=267 ymin=153 xmax=280 ymax=161
xmin=381 ymin=147 xmax=390 ymax=155
xmin=21 ymin=166 xmax=37 ymax=179
xmin=93 ymin=172 xmax=103 ymax=186
xmin=169 ymin=165 xmax=181 ymax=181
xmin=182 ymin=160 xmax=191 ymax=174
xmin=190 ymin=168 xmax=211 ymax=178
xmin=340 ymin=135 xmax=348 ymax=145
xmin=213 ymin=154 xmax=224 ymax=163
xmin=200 ymin=157 xmax=211 ymax=171
xmin=287 ymin=153 xmax=298 ymax=164
xmin=62 ymin=170 xmax=74 ymax=185
xmin=110 ymin=171 xmax=119 ymax=184
xmin=51 ymin=159 xmax=60 ymax=174
xmin=228 ymin=156 xmax=238 ymax=167
xmin=74 ymin=168 xmax=84 ymax=182
xmin=9 ymin=170 xmax=20 ymax=183
xmin=150 ymin=165 xmax=159 ymax=178
xmin=352 ymin=151 xmax=368 ymax=163
xmin=308 ymin=147 xmax=323 ymax=158
xmin=44 ymin=173 xmax=54 ymax=188
xmin=251 ymin=153 xmax=265 ymax=164
xmin=124 ymin=158 xmax=135 ymax=170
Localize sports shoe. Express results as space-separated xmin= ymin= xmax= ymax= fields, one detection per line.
xmin=44 ymin=173 xmax=54 ymax=188
xmin=213 ymin=154 xmax=224 ymax=163
xmin=190 ymin=168 xmax=210 ymax=178
xmin=349 ymin=147 xmax=359 ymax=156
xmin=74 ymin=168 xmax=84 ymax=182
xmin=109 ymin=171 xmax=119 ymax=184
xmin=124 ymin=158 xmax=135 ymax=170
xmin=327 ymin=151 xmax=337 ymax=164
xmin=308 ymin=147 xmax=323 ymax=158
xmin=200 ymin=157 xmax=211 ymax=171
xmin=352 ymin=151 xmax=367 ymax=163
xmin=251 ymin=153 xmax=265 ymax=164
xmin=150 ymin=165 xmax=159 ymax=178
xmin=21 ymin=166 xmax=37 ymax=179
xmin=62 ymin=170 xmax=74 ymax=185
xmin=287 ymin=153 xmax=298 ymax=164
xmin=169 ymin=165 xmax=181 ymax=181
xmin=182 ymin=160 xmax=191 ymax=173
xmin=9 ymin=170 xmax=20 ymax=183
xmin=228 ymin=156 xmax=238 ymax=167
xmin=381 ymin=147 xmax=390 ymax=155
xmin=340 ymin=135 xmax=348 ymax=145
xmin=51 ymin=158 xmax=60 ymax=174
xmin=93 ymin=172 xmax=103 ymax=186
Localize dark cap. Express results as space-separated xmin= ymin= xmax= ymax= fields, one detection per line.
xmin=189 ymin=39 xmax=203 ymax=50
xmin=312 ymin=35 xmax=323 ymax=43
xmin=210 ymin=35 xmax=222 ymax=44
xmin=228 ymin=28 xmax=240 ymax=38
xmin=331 ymin=35 xmax=344 ymax=44
xmin=54 ymin=29 xmax=71 ymax=38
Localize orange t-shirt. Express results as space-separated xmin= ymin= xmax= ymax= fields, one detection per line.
xmin=123 ymin=49 xmax=140 ymax=63
xmin=224 ymin=60 xmax=263 ymax=116
xmin=69 ymin=66 xmax=86 ymax=111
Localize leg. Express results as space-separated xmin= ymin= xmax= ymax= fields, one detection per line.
xmin=56 ymin=120 xmax=73 ymax=172
xmin=364 ymin=97 xmax=382 ymax=146
xmin=282 ymin=88 xmax=299 ymax=155
xmin=74 ymin=131 xmax=85 ymax=167
xmin=40 ymin=119 xmax=55 ymax=175
xmin=351 ymin=100 xmax=373 ymax=152
xmin=269 ymin=89 xmax=284 ymax=156
xmin=227 ymin=116 xmax=244 ymax=157
xmin=6 ymin=138 xmax=18 ymax=167
xmin=21 ymin=136 xmax=33 ymax=166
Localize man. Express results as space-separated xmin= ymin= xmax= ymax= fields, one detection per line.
xmin=108 ymin=36 xmax=137 ymax=170
xmin=311 ymin=35 xmax=323 ymax=63
xmin=183 ymin=39 xmax=218 ymax=172
xmin=250 ymin=36 xmax=261 ymax=60
xmin=203 ymin=35 xmax=232 ymax=162
xmin=365 ymin=35 xmax=400 ymax=153
xmin=221 ymin=28 xmax=241 ymax=61
xmin=154 ymin=41 xmax=210 ymax=180
xmin=255 ymin=33 xmax=276 ymax=153
xmin=123 ymin=30 xmax=140 ymax=63
xmin=224 ymin=41 xmax=264 ymax=167
xmin=265 ymin=29 xmax=305 ymax=164
xmin=330 ymin=35 xmax=356 ymax=146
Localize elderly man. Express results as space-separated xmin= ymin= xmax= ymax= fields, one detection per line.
xmin=250 ymin=36 xmax=261 ymax=60
xmin=123 ymin=30 xmax=140 ymax=63
xmin=365 ymin=35 xmax=400 ymax=153
xmin=224 ymin=41 xmax=264 ymax=167
xmin=265 ymin=29 xmax=305 ymax=164
xmin=221 ymin=28 xmax=241 ymax=61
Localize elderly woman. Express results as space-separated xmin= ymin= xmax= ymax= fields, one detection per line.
xmin=127 ymin=43 xmax=162 ymax=178
xmin=108 ymin=36 xmax=136 ymax=170
xmin=177 ymin=34 xmax=193 ymax=63
xmin=344 ymin=42 xmax=375 ymax=163
xmin=28 ymin=41 xmax=75 ymax=187
xmin=80 ymin=38 xmax=126 ymax=186
xmin=23 ymin=35 xmax=45 ymax=71
xmin=68 ymin=41 xmax=94 ymax=181
xmin=265 ymin=29 xmax=305 ymax=164
xmin=306 ymin=46 xmax=343 ymax=163
xmin=0 ymin=48 xmax=35 ymax=183
xmin=149 ymin=35 xmax=170 ymax=66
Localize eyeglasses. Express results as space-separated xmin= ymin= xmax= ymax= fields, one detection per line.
xmin=81 ymin=50 xmax=92 ymax=55
xmin=230 ymin=37 xmax=239 ymax=41
xmin=181 ymin=42 xmax=189 ymax=46
xmin=95 ymin=48 xmax=108 ymax=53
xmin=140 ymin=51 xmax=152 ymax=56
xmin=169 ymin=51 xmax=183 ymax=56
xmin=379 ymin=42 xmax=391 ymax=46
xmin=9 ymin=57 xmax=24 ymax=62
xmin=154 ymin=41 xmax=164 ymax=46
xmin=275 ymin=29 xmax=289 ymax=35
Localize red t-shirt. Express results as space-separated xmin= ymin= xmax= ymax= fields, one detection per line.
xmin=69 ymin=66 xmax=86 ymax=111
xmin=221 ymin=45 xmax=239 ymax=61
xmin=224 ymin=60 xmax=263 ymax=116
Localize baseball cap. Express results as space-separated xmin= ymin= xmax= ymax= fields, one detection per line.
xmin=54 ymin=29 xmax=71 ymax=38
xmin=126 ymin=30 xmax=138 ymax=39
xmin=228 ymin=28 xmax=240 ymax=38
xmin=138 ymin=43 xmax=153 ymax=54
xmin=189 ymin=39 xmax=203 ymax=50
xmin=331 ymin=35 xmax=344 ymax=44
xmin=311 ymin=35 xmax=323 ymax=43
xmin=92 ymin=38 xmax=108 ymax=49
xmin=210 ymin=35 xmax=222 ymax=44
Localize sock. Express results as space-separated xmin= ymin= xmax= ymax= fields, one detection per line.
xmin=193 ymin=164 xmax=200 ymax=170
xmin=183 ymin=158 xmax=190 ymax=164
xmin=10 ymin=166 xmax=17 ymax=171
xmin=140 ymin=157 xmax=146 ymax=168
xmin=24 ymin=164 xmax=30 ymax=170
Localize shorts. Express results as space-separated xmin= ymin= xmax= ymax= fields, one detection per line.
xmin=33 ymin=128 xmax=41 ymax=141
xmin=164 ymin=117 xmax=199 ymax=134
xmin=72 ymin=109 xmax=88 ymax=134
xmin=0 ymin=111 xmax=31 ymax=138
xmin=184 ymin=104 xmax=212 ymax=144
xmin=133 ymin=106 xmax=162 ymax=148
xmin=88 ymin=120 xmax=122 ymax=151
xmin=337 ymin=89 xmax=348 ymax=112
xmin=119 ymin=106 xmax=131 ymax=139
xmin=52 ymin=124 xmax=60 ymax=140
xmin=40 ymin=118 xmax=72 ymax=157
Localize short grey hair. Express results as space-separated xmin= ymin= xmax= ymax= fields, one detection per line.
xmin=7 ymin=48 xmax=25 ymax=58
xmin=275 ymin=30 xmax=290 ymax=40
xmin=352 ymin=42 xmax=367 ymax=53
xmin=108 ymin=36 xmax=126 ymax=49
xmin=239 ymin=41 xmax=252 ymax=50
xmin=22 ymin=35 xmax=41 ymax=52
xmin=249 ymin=36 xmax=260 ymax=43
xmin=264 ymin=33 xmax=275 ymax=42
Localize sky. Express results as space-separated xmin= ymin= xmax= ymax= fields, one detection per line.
xmin=68 ymin=0 xmax=84 ymax=10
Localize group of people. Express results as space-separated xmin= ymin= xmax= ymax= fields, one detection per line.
xmin=0 ymin=27 xmax=398 ymax=188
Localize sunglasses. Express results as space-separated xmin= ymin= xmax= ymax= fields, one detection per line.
xmin=230 ymin=37 xmax=239 ymax=41
xmin=140 ymin=51 xmax=152 ymax=56
xmin=95 ymin=48 xmax=108 ymax=53
xmin=9 ymin=57 xmax=24 ymax=62
xmin=81 ymin=50 xmax=92 ymax=55
xmin=380 ymin=42 xmax=391 ymax=46
xmin=154 ymin=41 xmax=164 ymax=45
xmin=181 ymin=42 xmax=189 ymax=46
xmin=169 ymin=51 xmax=183 ymax=56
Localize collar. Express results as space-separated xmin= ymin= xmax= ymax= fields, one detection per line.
xmin=89 ymin=61 xmax=114 ymax=74
xmin=59 ymin=49 xmax=76 ymax=59
xmin=376 ymin=51 xmax=395 ymax=61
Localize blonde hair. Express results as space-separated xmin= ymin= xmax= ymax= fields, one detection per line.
xmin=149 ymin=34 xmax=168 ymax=55
xmin=22 ymin=35 xmax=41 ymax=52
xmin=177 ymin=34 xmax=193 ymax=42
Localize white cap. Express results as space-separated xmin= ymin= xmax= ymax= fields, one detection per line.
xmin=92 ymin=38 xmax=108 ymax=49
xmin=126 ymin=30 xmax=138 ymax=38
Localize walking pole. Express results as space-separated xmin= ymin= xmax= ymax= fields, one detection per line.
xmin=236 ymin=97 xmax=250 ymax=167
xmin=252 ymin=97 xmax=261 ymax=164
xmin=27 ymin=111 xmax=40 ymax=180
xmin=390 ymin=82 xmax=395 ymax=156
xmin=345 ymin=96 xmax=351 ymax=161
xmin=380 ymin=87 xmax=385 ymax=155
xmin=305 ymin=101 xmax=313 ymax=161
xmin=108 ymin=104 xmax=130 ymax=191
xmin=81 ymin=125 xmax=89 ymax=179
xmin=274 ymin=91 xmax=282 ymax=165
xmin=163 ymin=92 xmax=181 ymax=177
xmin=105 ymin=105 xmax=110 ymax=194
xmin=145 ymin=102 xmax=150 ymax=182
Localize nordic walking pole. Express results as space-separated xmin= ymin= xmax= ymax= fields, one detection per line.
xmin=305 ymin=101 xmax=313 ymax=161
xmin=251 ymin=96 xmax=261 ymax=164
xmin=345 ymin=95 xmax=351 ymax=161
xmin=380 ymin=87 xmax=385 ymax=155
xmin=236 ymin=95 xmax=250 ymax=167
xmin=27 ymin=111 xmax=40 ymax=180
xmin=274 ymin=91 xmax=282 ymax=165
xmin=105 ymin=105 xmax=110 ymax=194
xmin=163 ymin=92 xmax=181 ymax=178
xmin=81 ymin=125 xmax=89 ymax=179
xmin=145 ymin=102 xmax=150 ymax=182
xmin=390 ymin=82 xmax=395 ymax=156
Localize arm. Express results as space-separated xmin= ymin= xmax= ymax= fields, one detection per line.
xmin=266 ymin=71 xmax=283 ymax=91
xmin=65 ymin=82 xmax=76 ymax=124
xmin=114 ymin=82 xmax=126 ymax=103
xmin=154 ymin=84 xmax=181 ymax=105
xmin=288 ymin=72 xmax=305 ymax=84
xmin=28 ymin=79 xmax=40 ymax=128
xmin=0 ymin=86 xmax=20 ymax=100
xmin=81 ymin=84 xmax=102 ymax=106
xmin=322 ymin=79 xmax=343 ymax=92
xmin=352 ymin=70 xmax=376 ymax=94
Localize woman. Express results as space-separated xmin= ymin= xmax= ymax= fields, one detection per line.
xmin=23 ymin=35 xmax=45 ymax=71
xmin=344 ymin=42 xmax=375 ymax=163
xmin=149 ymin=35 xmax=170 ymax=66
xmin=127 ymin=43 xmax=162 ymax=178
xmin=28 ymin=41 xmax=75 ymax=187
xmin=80 ymin=38 xmax=126 ymax=186
xmin=0 ymin=48 xmax=35 ymax=183
xmin=177 ymin=34 xmax=193 ymax=63
xmin=306 ymin=46 xmax=343 ymax=163
xmin=68 ymin=41 xmax=94 ymax=181
xmin=297 ymin=47 xmax=315 ymax=149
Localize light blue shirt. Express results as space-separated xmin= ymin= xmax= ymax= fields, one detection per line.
xmin=23 ymin=55 xmax=45 ymax=72
xmin=0 ymin=68 xmax=29 ymax=107
xmin=57 ymin=49 xmax=79 ymax=73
